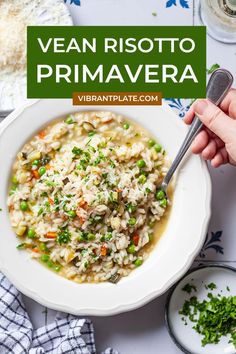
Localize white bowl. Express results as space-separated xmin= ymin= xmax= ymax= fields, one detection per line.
xmin=0 ymin=100 xmax=211 ymax=316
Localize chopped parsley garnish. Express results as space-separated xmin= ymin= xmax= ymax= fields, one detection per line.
xmin=182 ymin=283 xmax=197 ymax=294
xmin=94 ymin=157 xmax=101 ymax=166
xmin=16 ymin=243 xmax=26 ymax=250
xmin=179 ymin=282 xmax=236 ymax=348
xmin=109 ymin=159 xmax=116 ymax=168
xmin=205 ymin=282 xmax=217 ymax=290
xmin=57 ymin=228 xmax=71 ymax=245
xmin=41 ymin=192 xmax=48 ymax=197
xmin=88 ymin=131 xmax=96 ymax=137
xmin=37 ymin=207 xmax=44 ymax=216
xmin=45 ymin=180 xmax=57 ymax=187
xmin=102 ymin=172 xmax=108 ymax=179
xmin=40 ymin=156 xmax=51 ymax=166
xmin=126 ymin=203 xmax=137 ymax=213
xmin=89 ymin=215 xmax=103 ymax=224
xmin=72 ymin=146 xmax=83 ymax=155
xmin=81 ymin=249 xmax=88 ymax=256
xmin=207 ymin=63 xmax=220 ymax=74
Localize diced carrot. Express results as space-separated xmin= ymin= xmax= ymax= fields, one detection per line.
xmin=76 ymin=210 xmax=86 ymax=223
xmin=38 ymin=130 xmax=46 ymax=139
xmin=48 ymin=197 xmax=54 ymax=205
xmin=32 ymin=170 xmax=40 ymax=179
xmin=46 ymin=232 xmax=57 ymax=239
xmin=100 ymin=245 xmax=107 ymax=256
xmin=32 ymin=248 xmax=39 ymax=253
xmin=115 ymin=188 xmax=122 ymax=193
xmin=79 ymin=198 xmax=87 ymax=208
xmin=79 ymin=216 xmax=85 ymax=224
xmin=133 ymin=234 xmax=139 ymax=246
xmin=45 ymin=164 xmax=51 ymax=170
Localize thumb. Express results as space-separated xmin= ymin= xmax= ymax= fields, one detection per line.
xmin=192 ymin=99 xmax=234 ymax=143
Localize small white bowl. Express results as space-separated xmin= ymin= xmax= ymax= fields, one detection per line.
xmin=0 ymin=100 xmax=211 ymax=315
xmin=166 ymin=265 xmax=236 ymax=354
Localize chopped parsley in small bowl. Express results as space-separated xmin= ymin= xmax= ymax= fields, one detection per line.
xmin=165 ymin=265 xmax=236 ymax=354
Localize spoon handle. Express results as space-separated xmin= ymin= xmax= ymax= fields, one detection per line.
xmin=162 ymin=69 xmax=233 ymax=190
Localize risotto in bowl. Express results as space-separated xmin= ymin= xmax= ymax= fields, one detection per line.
xmin=0 ymin=100 xmax=211 ymax=315
xmin=8 ymin=111 xmax=170 ymax=283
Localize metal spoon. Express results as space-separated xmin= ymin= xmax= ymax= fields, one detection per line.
xmin=160 ymin=68 xmax=234 ymax=198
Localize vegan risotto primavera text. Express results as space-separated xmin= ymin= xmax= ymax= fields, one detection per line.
xmin=8 ymin=111 xmax=171 ymax=283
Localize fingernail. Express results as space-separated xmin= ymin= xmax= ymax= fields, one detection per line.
xmin=194 ymin=99 xmax=208 ymax=115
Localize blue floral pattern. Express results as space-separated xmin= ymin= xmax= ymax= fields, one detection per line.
xmin=199 ymin=231 xmax=224 ymax=258
xmin=166 ymin=0 xmax=189 ymax=8
xmin=64 ymin=0 xmax=81 ymax=5
xmin=165 ymin=98 xmax=190 ymax=118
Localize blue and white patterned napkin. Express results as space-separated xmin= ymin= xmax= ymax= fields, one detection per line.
xmin=0 ymin=273 xmax=118 ymax=354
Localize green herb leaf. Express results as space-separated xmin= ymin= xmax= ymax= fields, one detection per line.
xmin=207 ymin=63 xmax=220 ymax=74
xmin=57 ymin=228 xmax=71 ymax=245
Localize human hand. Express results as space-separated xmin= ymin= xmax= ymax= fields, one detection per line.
xmin=184 ymin=89 xmax=236 ymax=168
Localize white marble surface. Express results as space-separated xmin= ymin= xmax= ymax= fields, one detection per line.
xmin=11 ymin=0 xmax=236 ymax=353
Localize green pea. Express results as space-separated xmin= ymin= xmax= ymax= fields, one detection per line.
xmin=20 ymin=201 xmax=28 ymax=211
xmin=154 ymin=144 xmax=162 ymax=153
xmin=148 ymin=139 xmax=155 ymax=148
xmin=148 ymin=220 xmax=155 ymax=227
xmin=134 ymin=258 xmax=143 ymax=267
xmin=138 ymin=175 xmax=147 ymax=184
xmin=155 ymin=190 xmax=165 ymax=200
xmin=87 ymin=233 xmax=95 ymax=241
xmin=65 ymin=116 xmax=74 ymax=124
xmin=12 ymin=175 xmax=18 ymax=184
xmin=27 ymin=228 xmax=36 ymax=238
xmin=127 ymin=244 xmax=136 ymax=254
xmin=159 ymin=198 xmax=167 ymax=208
xmin=54 ymin=265 xmax=61 ymax=272
xmin=41 ymin=254 xmax=49 ymax=262
xmin=39 ymin=242 xmax=48 ymax=252
xmin=123 ymin=122 xmax=130 ymax=130
xmin=148 ymin=234 xmax=154 ymax=242
xmin=39 ymin=166 xmax=46 ymax=176
xmin=47 ymin=260 xmax=54 ymax=268
xmin=67 ymin=210 xmax=76 ymax=218
xmin=128 ymin=217 xmax=136 ymax=226
xmin=128 ymin=218 xmax=136 ymax=226
xmin=137 ymin=159 xmax=146 ymax=168
xmin=32 ymin=159 xmax=40 ymax=167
